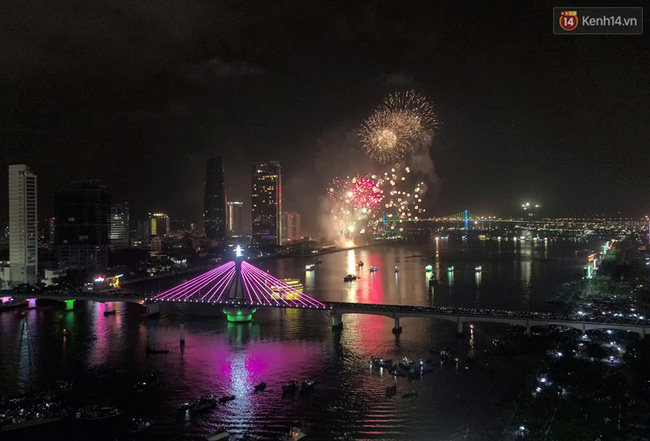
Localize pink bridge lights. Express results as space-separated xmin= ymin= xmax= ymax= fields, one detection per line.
xmin=151 ymin=260 xmax=326 ymax=321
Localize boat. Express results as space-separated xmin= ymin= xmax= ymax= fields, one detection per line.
xmin=185 ymin=394 xmax=217 ymax=415
xmin=394 ymin=266 xmax=400 ymax=273
xmin=447 ymin=266 xmax=454 ymax=272
xmin=358 ymin=261 xmax=364 ymax=267
xmin=475 ymin=265 xmax=482 ymax=272
xmin=425 ymin=265 xmax=433 ymax=272
xmin=343 ymin=274 xmax=357 ymax=282
xmin=316 ymin=259 xmax=322 ymax=265
xmin=300 ymin=379 xmax=315 ymax=392
xmin=126 ymin=418 xmax=152 ymax=433
xmin=398 ymin=357 xmax=414 ymax=370
xmin=0 ymin=407 xmax=69 ymax=433
xmin=385 ymin=384 xmax=397 ymax=398
xmin=146 ymin=342 xmax=169 ymax=354
xmin=253 ymin=382 xmax=267 ymax=392
xmin=305 ymin=264 xmax=315 ymax=271
xmin=103 ymin=309 xmax=116 ymax=316
xmin=269 ymin=279 xmax=303 ymax=299
xmin=402 ymin=390 xmax=417 ymax=398
xmin=282 ymin=380 xmax=298 ymax=393
xmin=280 ymin=426 xmax=307 ymax=440
xmin=134 ymin=370 xmax=159 ymax=393
xmin=62 ymin=328 xmax=72 ymax=337
xmin=370 ymin=357 xmax=393 ymax=369
xmin=76 ymin=405 xmax=123 ymax=420
xmin=0 ymin=380 xmax=73 ymax=408
xmin=369 ymin=266 xmax=377 ymax=273
xmin=218 ymin=395 xmax=235 ymax=403
xmin=207 ymin=430 xmax=230 ymax=441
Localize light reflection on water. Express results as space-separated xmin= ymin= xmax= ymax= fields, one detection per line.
xmin=0 ymin=239 xmax=598 ymax=440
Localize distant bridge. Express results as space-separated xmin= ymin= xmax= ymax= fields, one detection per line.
xmin=386 ymin=209 xmax=646 ymax=230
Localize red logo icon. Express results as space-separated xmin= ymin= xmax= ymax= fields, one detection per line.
xmin=559 ymin=11 xmax=578 ymax=31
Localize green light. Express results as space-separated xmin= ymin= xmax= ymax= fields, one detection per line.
xmin=223 ymin=308 xmax=256 ymax=323
xmin=425 ymin=265 xmax=433 ymax=272
xmin=65 ymin=300 xmax=74 ymax=310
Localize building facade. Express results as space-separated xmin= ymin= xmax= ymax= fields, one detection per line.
xmin=282 ymin=211 xmax=301 ymax=242
xmin=252 ymin=161 xmax=282 ymax=247
xmin=148 ymin=212 xmax=170 ymax=237
xmin=204 ymin=156 xmax=227 ymax=241
xmin=227 ymin=201 xmax=244 ymax=236
xmin=8 ymin=164 xmax=38 ymax=285
xmin=54 ymin=180 xmax=110 ymax=276
xmin=109 ymin=203 xmax=130 ymax=250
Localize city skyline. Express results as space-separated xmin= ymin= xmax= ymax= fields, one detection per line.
xmin=0 ymin=2 xmax=648 ymax=231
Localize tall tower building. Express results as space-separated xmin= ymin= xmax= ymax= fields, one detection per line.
xmin=54 ymin=180 xmax=110 ymax=276
xmin=148 ymin=212 xmax=170 ymax=237
xmin=227 ymin=201 xmax=244 ymax=236
xmin=109 ymin=203 xmax=130 ymax=250
xmin=252 ymin=161 xmax=282 ymax=247
xmin=8 ymin=164 xmax=38 ymax=285
xmin=204 ymin=156 xmax=227 ymax=241
xmin=282 ymin=211 xmax=301 ymax=242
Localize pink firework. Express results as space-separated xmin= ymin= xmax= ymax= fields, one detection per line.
xmin=352 ymin=175 xmax=382 ymax=209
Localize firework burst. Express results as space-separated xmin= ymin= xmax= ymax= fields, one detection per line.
xmin=377 ymin=165 xmax=426 ymax=232
xmin=359 ymin=90 xmax=437 ymax=163
xmin=351 ymin=175 xmax=382 ymax=209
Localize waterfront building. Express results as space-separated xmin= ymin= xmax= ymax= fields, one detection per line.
xmin=252 ymin=161 xmax=282 ymax=247
xmin=8 ymin=164 xmax=38 ymax=285
xmin=147 ymin=212 xmax=170 ymax=237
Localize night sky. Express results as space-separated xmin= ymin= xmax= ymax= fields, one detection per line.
xmin=1 ymin=1 xmax=648 ymax=234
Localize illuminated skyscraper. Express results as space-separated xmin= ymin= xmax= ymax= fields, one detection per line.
xmin=252 ymin=161 xmax=282 ymax=247
xmin=227 ymin=201 xmax=244 ymax=236
xmin=204 ymin=156 xmax=227 ymax=241
xmin=109 ymin=203 xmax=130 ymax=249
xmin=148 ymin=212 xmax=169 ymax=237
xmin=8 ymin=164 xmax=38 ymax=284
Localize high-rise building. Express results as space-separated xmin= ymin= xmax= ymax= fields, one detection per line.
xmin=8 ymin=164 xmax=38 ymax=285
xmin=54 ymin=180 xmax=110 ymax=276
xmin=252 ymin=161 xmax=282 ymax=247
xmin=204 ymin=156 xmax=227 ymax=241
xmin=147 ymin=212 xmax=170 ymax=237
xmin=282 ymin=211 xmax=301 ymax=242
xmin=109 ymin=203 xmax=130 ymax=250
xmin=227 ymin=201 xmax=244 ymax=236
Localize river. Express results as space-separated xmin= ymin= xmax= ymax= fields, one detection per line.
xmin=0 ymin=237 xmax=600 ymax=440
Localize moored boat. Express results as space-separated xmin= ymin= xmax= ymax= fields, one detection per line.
xmin=0 ymin=407 xmax=69 ymax=433
xmin=282 ymin=380 xmax=298 ymax=393
xmin=300 ymin=379 xmax=315 ymax=392
xmin=218 ymin=395 xmax=235 ymax=403
xmin=126 ymin=418 xmax=152 ymax=433
xmin=76 ymin=404 xmax=123 ymax=420
xmin=253 ymin=382 xmax=267 ymax=392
